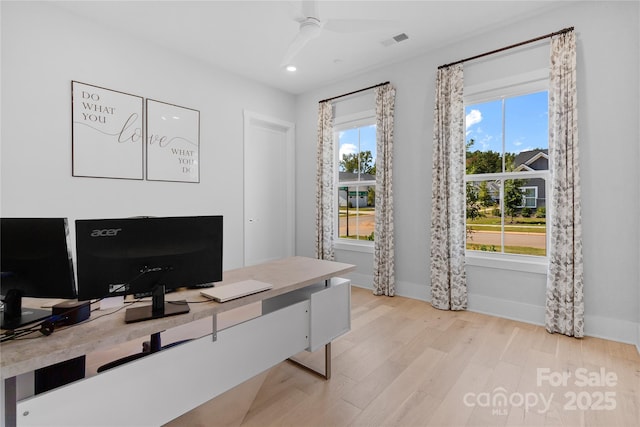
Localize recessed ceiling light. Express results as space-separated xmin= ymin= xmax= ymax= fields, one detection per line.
xmin=286 ymin=65 xmax=297 ymax=72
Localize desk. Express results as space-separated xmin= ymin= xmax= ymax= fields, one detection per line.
xmin=1 ymin=256 xmax=355 ymax=426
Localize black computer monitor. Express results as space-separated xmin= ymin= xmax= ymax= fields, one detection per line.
xmin=75 ymin=216 xmax=223 ymax=323
xmin=1 ymin=218 xmax=77 ymax=329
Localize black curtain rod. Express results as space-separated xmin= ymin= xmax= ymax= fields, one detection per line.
xmin=319 ymin=81 xmax=390 ymax=104
xmin=438 ymin=26 xmax=574 ymax=70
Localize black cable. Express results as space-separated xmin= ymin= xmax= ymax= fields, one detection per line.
xmin=1 ymin=323 xmax=42 ymax=342
xmin=1 ymin=269 xmax=202 ymax=343
xmin=166 ymin=300 xmax=188 ymax=306
xmin=0 ymin=274 xmax=146 ymax=343
xmin=77 ymin=298 xmax=140 ymax=325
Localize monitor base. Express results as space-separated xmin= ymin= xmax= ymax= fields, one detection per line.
xmin=124 ymin=300 xmax=189 ymax=324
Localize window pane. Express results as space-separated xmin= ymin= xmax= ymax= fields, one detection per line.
xmin=338 ymin=185 xmax=375 ymax=241
xmin=465 ymin=100 xmax=503 ymax=174
xmin=521 ymin=187 xmax=537 ymax=208
xmin=506 ymin=91 xmax=549 ymax=173
xmin=337 ymin=122 xmax=376 ymax=242
xmin=467 ymin=178 xmax=547 ymax=256
xmin=504 ymin=179 xmax=546 ymax=256
xmin=338 ymin=125 xmax=376 ymax=177
xmin=466 ymin=180 xmax=502 ymax=253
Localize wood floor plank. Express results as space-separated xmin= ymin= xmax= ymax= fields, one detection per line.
xmin=162 ymin=286 xmax=639 ymax=427
xmin=165 ymin=371 xmax=269 ymax=427
xmin=339 ymin=359 xmax=407 ymax=410
xmin=428 ymin=361 xmax=494 ymax=427
xmin=349 ymin=347 xmax=447 ymax=426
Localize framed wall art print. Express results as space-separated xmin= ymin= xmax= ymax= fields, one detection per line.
xmin=71 ymin=81 xmax=144 ymax=180
xmin=146 ymin=99 xmax=200 ymax=183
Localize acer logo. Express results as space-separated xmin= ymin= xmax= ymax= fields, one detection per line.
xmin=90 ymin=228 xmax=122 ymax=237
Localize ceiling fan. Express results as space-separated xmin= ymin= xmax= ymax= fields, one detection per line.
xmin=281 ymin=0 xmax=397 ymax=67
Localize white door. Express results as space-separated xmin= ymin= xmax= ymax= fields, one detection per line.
xmin=243 ymin=111 xmax=295 ymax=266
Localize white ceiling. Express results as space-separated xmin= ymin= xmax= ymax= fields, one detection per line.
xmin=55 ymin=1 xmax=564 ymax=95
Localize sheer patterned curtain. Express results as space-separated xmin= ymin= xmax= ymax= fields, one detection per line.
xmin=315 ymin=101 xmax=335 ymax=261
xmin=373 ymin=84 xmax=396 ymax=296
xmin=545 ymin=30 xmax=584 ymax=337
xmin=430 ymin=64 xmax=467 ymax=310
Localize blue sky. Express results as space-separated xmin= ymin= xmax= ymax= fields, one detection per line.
xmin=465 ymin=91 xmax=549 ymax=154
xmin=338 ymin=124 xmax=377 ymax=163
xmin=337 ymin=91 xmax=548 ymax=164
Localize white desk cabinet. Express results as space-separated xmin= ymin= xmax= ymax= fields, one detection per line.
xmin=14 ymin=277 xmax=351 ymax=426
xmin=262 ymin=277 xmax=351 ymax=351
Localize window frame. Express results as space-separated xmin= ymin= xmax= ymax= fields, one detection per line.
xmin=333 ymin=110 xmax=376 ymax=253
xmin=464 ymin=70 xmax=550 ymax=271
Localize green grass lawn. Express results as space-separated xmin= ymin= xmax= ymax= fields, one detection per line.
xmin=338 ymin=207 xmax=374 ymax=213
xmin=467 ymin=243 xmax=546 ymax=256
xmin=467 ymin=224 xmax=545 ymax=233
xmin=467 ymin=215 xmax=546 ymax=234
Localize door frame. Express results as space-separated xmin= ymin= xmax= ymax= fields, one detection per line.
xmin=243 ymin=110 xmax=296 ymax=266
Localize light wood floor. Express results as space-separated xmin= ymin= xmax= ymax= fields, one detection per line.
xmin=165 ymin=286 xmax=640 ymax=427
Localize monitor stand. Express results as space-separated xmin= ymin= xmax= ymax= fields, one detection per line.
xmin=1 ymin=289 xmax=51 ymax=329
xmin=124 ymin=284 xmax=189 ymax=324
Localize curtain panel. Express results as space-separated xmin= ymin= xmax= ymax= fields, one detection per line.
xmin=545 ymin=30 xmax=584 ymax=337
xmin=315 ymin=101 xmax=335 ymax=261
xmin=373 ymin=84 xmax=396 ymax=296
xmin=430 ymin=64 xmax=468 ymax=311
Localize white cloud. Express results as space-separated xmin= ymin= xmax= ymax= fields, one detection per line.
xmin=339 ymin=143 xmax=357 ymax=159
xmin=466 ymin=109 xmax=482 ymax=129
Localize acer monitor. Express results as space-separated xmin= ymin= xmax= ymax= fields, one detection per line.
xmin=1 ymin=218 xmax=77 ymax=329
xmin=75 ymin=216 xmax=223 ymax=323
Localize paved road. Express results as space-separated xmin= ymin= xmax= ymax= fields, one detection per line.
xmin=467 ymin=230 xmax=546 ymax=249
xmin=339 ymin=213 xmax=375 ymax=238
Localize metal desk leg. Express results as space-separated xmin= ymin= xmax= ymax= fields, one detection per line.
xmin=287 ymin=342 xmax=331 ymax=380
xmin=3 ymin=376 xmax=17 ymax=427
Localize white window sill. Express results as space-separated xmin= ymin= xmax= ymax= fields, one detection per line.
xmin=334 ymin=240 xmax=374 ymax=254
xmin=465 ymin=251 xmax=548 ymax=274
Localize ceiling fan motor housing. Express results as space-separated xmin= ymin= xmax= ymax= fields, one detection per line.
xmin=299 ymin=18 xmax=322 ymax=39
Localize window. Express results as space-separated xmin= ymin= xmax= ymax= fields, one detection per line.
xmin=519 ymin=186 xmax=538 ymax=208
xmin=465 ymin=90 xmax=549 ymax=258
xmin=334 ymin=112 xmax=376 ymax=247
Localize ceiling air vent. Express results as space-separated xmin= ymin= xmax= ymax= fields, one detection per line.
xmin=381 ymin=33 xmax=409 ymax=47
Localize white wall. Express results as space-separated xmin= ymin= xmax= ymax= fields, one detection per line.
xmin=294 ymin=1 xmax=640 ymax=344
xmin=2 ymin=1 xmax=638 ymax=347
xmin=0 ymin=1 xmax=296 ymax=271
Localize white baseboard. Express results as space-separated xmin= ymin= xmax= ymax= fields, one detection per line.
xmin=467 ymin=293 xmax=545 ymax=327
xmin=345 ymin=273 xmax=429 ymax=302
xmin=347 ymin=273 xmax=640 ymax=352
xmin=469 ymin=294 xmax=639 ymax=347
xmin=343 ymin=272 xmax=372 ymax=291
xmin=580 ymin=314 xmax=639 ymax=346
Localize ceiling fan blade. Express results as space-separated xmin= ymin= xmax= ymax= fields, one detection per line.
xmin=280 ymin=31 xmax=313 ymax=66
xmin=323 ymin=19 xmax=398 ymax=34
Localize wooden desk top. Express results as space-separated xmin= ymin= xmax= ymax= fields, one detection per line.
xmin=0 ymin=256 xmax=355 ymax=379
